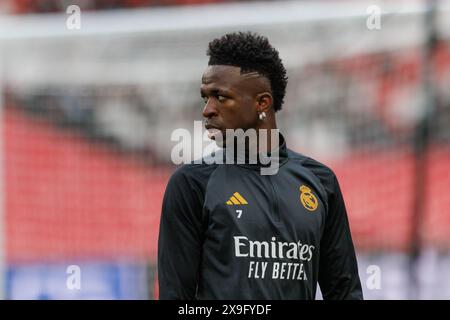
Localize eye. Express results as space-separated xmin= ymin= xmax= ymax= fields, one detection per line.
xmin=201 ymin=96 xmax=208 ymax=104
xmin=217 ymin=95 xmax=227 ymax=103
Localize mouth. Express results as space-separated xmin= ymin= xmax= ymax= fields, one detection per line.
xmin=205 ymin=124 xmax=223 ymax=140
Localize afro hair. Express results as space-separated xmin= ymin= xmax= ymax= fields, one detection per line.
xmin=207 ymin=31 xmax=288 ymax=112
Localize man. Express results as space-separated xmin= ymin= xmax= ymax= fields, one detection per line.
xmin=158 ymin=32 xmax=363 ymax=300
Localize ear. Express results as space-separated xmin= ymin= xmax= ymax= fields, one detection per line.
xmin=255 ymin=92 xmax=273 ymax=113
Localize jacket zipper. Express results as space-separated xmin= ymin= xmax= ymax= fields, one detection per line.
xmin=266 ymin=176 xmax=280 ymax=222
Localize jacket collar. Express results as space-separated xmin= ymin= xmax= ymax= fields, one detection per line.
xmin=222 ymin=132 xmax=289 ymax=171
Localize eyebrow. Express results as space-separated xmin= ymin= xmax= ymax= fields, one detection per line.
xmin=200 ymin=87 xmax=231 ymax=96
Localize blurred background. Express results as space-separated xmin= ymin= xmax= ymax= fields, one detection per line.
xmin=0 ymin=0 xmax=449 ymax=299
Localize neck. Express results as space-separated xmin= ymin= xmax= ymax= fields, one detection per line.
xmin=255 ymin=115 xmax=278 ymax=154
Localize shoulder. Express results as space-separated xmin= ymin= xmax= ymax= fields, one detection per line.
xmin=287 ymin=149 xmax=339 ymax=194
xmin=167 ymin=162 xmax=219 ymax=190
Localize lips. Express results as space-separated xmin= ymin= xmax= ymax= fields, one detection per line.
xmin=205 ymin=124 xmax=222 ymax=140
xmin=205 ymin=124 xmax=219 ymax=130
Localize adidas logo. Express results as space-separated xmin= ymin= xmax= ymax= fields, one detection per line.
xmin=226 ymin=192 xmax=248 ymax=205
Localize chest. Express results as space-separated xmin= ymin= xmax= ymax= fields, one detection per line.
xmin=203 ymin=166 xmax=326 ymax=242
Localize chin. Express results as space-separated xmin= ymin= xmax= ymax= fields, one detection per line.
xmin=210 ymin=133 xmax=226 ymax=148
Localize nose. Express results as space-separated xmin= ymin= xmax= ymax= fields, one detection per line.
xmin=202 ymin=98 xmax=218 ymax=119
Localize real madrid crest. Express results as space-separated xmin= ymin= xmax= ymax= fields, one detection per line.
xmin=299 ymin=185 xmax=318 ymax=212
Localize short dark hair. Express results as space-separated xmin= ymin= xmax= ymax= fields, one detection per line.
xmin=207 ymin=31 xmax=288 ymax=112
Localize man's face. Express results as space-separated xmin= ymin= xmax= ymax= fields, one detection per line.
xmin=201 ymin=65 xmax=267 ymax=141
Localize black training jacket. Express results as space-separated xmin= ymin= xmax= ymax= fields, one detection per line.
xmin=158 ymin=135 xmax=363 ymax=300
